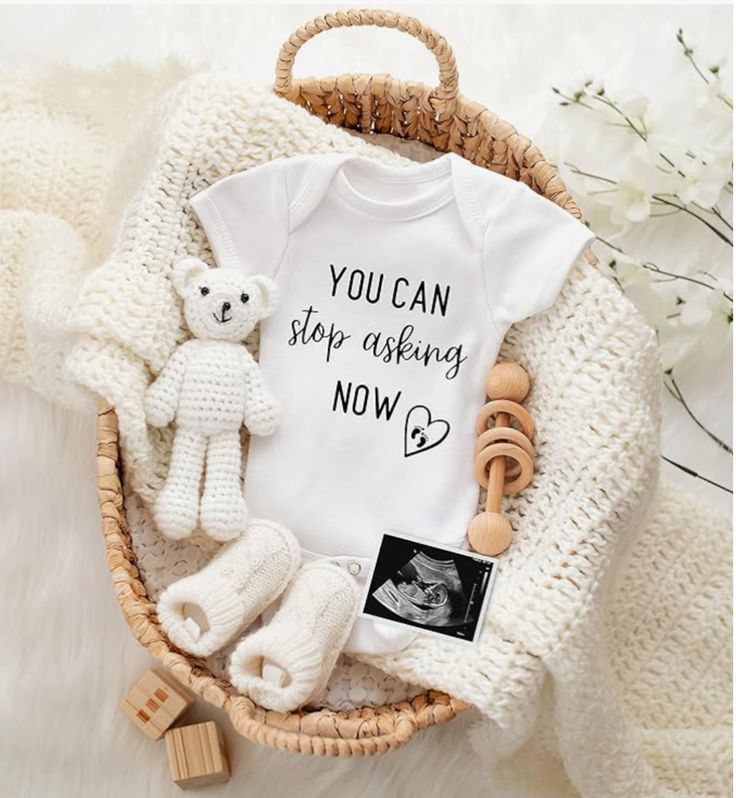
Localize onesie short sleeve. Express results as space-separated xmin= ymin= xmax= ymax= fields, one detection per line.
xmin=482 ymin=180 xmax=594 ymax=330
xmin=190 ymin=159 xmax=290 ymax=277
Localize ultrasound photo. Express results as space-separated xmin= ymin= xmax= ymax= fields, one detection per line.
xmin=360 ymin=533 xmax=498 ymax=643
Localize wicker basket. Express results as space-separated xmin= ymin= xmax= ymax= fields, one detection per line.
xmin=96 ymin=8 xmax=587 ymax=758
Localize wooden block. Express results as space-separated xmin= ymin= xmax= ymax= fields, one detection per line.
xmin=120 ymin=669 xmax=195 ymax=740
xmin=165 ymin=721 xmax=230 ymax=789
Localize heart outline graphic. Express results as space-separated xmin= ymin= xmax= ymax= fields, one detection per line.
xmin=404 ymin=405 xmax=450 ymax=457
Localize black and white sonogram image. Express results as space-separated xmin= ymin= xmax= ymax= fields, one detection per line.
xmin=360 ymin=533 xmax=498 ymax=643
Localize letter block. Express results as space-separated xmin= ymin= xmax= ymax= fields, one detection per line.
xmin=120 ymin=669 xmax=195 ymax=740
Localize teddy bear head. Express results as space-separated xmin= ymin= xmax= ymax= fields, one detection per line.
xmin=172 ymin=258 xmax=278 ymax=342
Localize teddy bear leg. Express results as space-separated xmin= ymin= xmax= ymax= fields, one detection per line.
xmin=199 ymin=430 xmax=248 ymax=542
xmin=154 ymin=428 xmax=206 ymax=539
xmin=229 ymin=562 xmax=360 ymax=712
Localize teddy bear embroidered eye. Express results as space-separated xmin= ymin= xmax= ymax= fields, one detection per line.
xmin=145 ymin=257 xmax=280 ymax=542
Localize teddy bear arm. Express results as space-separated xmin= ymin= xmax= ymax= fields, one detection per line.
xmin=144 ymin=344 xmax=193 ymax=427
xmin=242 ymin=358 xmax=280 ymax=437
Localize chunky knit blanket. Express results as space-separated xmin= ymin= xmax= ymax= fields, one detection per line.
xmin=1 ymin=66 xmax=730 ymax=797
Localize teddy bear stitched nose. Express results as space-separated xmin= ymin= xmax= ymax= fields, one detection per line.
xmin=213 ymin=301 xmax=232 ymax=324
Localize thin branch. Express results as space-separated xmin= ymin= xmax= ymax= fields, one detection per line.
xmin=668 ymin=197 xmax=736 ymax=230
xmin=652 ymin=194 xmax=733 ymax=246
xmin=665 ymin=373 xmax=733 ymax=453
xmin=588 ymin=93 xmax=648 ymax=143
xmin=554 ymin=79 xmax=732 ymax=188
xmin=565 ymin=167 xmax=732 ymax=249
xmin=710 ymin=205 xmax=734 ymax=231
xmin=661 ymin=455 xmax=733 ymax=493
xmin=551 ymin=87 xmax=595 ymax=110
xmin=643 ymin=260 xmax=728 ymax=293
xmin=650 ymin=209 xmax=685 ymax=218
xmin=572 ymin=89 xmax=697 ymax=181
xmin=596 ymin=234 xmax=732 ymax=299
xmin=676 ymin=28 xmax=733 ymax=109
xmin=563 ymin=163 xmax=617 ymax=185
xmin=676 ymin=28 xmax=711 ymax=84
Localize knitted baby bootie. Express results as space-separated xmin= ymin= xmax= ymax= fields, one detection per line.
xmin=228 ymin=561 xmax=360 ymax=712
xmin=157 ymin=519 xmax=300 ymax=657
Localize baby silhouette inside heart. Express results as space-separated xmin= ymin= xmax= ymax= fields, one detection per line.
xmin=404 ymin=405 xmax=450 ymax=457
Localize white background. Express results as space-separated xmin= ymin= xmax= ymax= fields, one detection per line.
xmin=0 ymin=4 xmax=732 ymax=797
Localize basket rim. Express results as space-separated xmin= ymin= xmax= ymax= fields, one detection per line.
xmin=270 ymin=11 xmax=593 ymax=234
xmin=276 ymin=71 xmax=592 ymax=233
xmin=96 ymin=403 xmax=469 ymax=757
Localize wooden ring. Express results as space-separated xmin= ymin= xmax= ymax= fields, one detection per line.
xmin=473 ymin=426 xmax=534 ymax=458
xmin=474 ymin=427 xmax=534 ymax=479
xmin=473 ymin=443 xmax=534 ymax=494
xmin=475 ymin=399 xmax=535 ymax=439
xmin=503 ymin=461 xmax=521 ymax=480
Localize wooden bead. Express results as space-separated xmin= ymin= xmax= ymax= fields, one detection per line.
xmin=467 ymin=512 xmax=512 ymax=556
xmin=485 ymin=362 xmax=530 ymax=403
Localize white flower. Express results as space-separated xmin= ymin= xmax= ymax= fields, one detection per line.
xmin=676 ymin=293 xmax=732 ymax=370
xmin=612 ymin=181 xmax=652 ymax=223
xmin=707 ymin=289 xmax=734 ymax=322
xmin=556 ymin=160 xmax=589 ymax=197
xmin=664 ymin=146 xmax=733 ymax=207
xmin=604 ymin=252 xmax=643 ymax=285
xmin=626 ymin=278 xmax=681 ymax=329
xmin=596 ymin=176 xmax=649 ymax=228
xmin=555 ymin=75 xmax=604 ymax=104
xmin=607 ymin=255 xmax=681 ymax=332
xmin=588 ymin=153 xmax=669 ymax=232
xmin=662 ymin=279 xmax=733 ymax=369
xmin=603 ymin=255 xmax=729 ymax=374
xmin=696 ymin=73 xmax=729 ymax=109
xmin=660 ymin=326 xmax=698 ymax=371
xmin=615 ymin=90 xmax=649 ymax=126
xmin=551 ymin=40 xmax=733 ymax=394
xmin=583 ymin=77 xmax=605 ymax=97
xmin=679 ymin=292 xmax=713 ymax=328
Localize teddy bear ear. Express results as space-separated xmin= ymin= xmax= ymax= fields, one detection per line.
xmin=172 ymin=257 xmax=208 ymax=296
xmin=250 ymin=275 xmax=279 ymax=318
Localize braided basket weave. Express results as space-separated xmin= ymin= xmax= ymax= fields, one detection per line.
xmin=96 ymin=8 xmax=586 ymax=757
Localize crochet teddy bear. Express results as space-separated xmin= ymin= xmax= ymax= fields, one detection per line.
xmin=145 ymin=258 xmax=280 ymax=542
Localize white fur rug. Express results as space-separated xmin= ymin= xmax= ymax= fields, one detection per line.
xmin=0 ymin=381 xmax=485 ymax=798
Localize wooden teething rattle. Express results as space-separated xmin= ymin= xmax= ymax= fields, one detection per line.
xmin=467 ymin=362 xmax=534 ymax=557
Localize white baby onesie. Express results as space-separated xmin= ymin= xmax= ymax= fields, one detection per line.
xmin=191 ymin=153 xmax=593 ymax=654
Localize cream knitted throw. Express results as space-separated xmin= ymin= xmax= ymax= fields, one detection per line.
xmin=0 ymin=67 xmax=730 ymax=797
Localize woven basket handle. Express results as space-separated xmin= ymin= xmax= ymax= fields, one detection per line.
xmin=274 ymin=8 xmax=460 ymax=101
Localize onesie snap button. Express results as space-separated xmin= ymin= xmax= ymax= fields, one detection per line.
xmin=347 ymin=561 xmax=361 ymax=576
